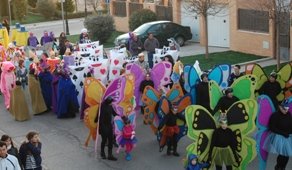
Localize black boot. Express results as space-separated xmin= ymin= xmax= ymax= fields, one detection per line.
xmin=108 ymin=148 xmax=117 ymax=161
xmin=166 ymin=147 xmax=171 ymax=155
xmin=100 ymin=151 xmax=106 ymax=159
xmin=172 ymin=144 xmax=179 ymax=157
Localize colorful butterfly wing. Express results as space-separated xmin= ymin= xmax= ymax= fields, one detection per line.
xmin=151 ymin=61 xmax=172 ymax=89
xmin=114 ymin=116 xmax=124 ymax=144
xmin=83 ymin=77 xmax=106 ymax=146
xmin=209 ymin=64 xmax=231 ymax=89
xmin=231 ymin=75 xmax=257 ymax=100
xmin=245 ymin=63 xmax=268 ymax=91
xmin=128 ymin=112 xmax=137 ymax=129
xmin=183 ymin=65 xmax=191 ymax=92
xmin=227 ymin=99 xmax=257 ymax=136
xmin=209 ymin=80 xmax=223 ymax=110
xmin=276 ymin=62 xmax=292 ymax=101
xmin=125 ymin=63 xmax=145 ymax=109
xmin=175 ymin=94 xmax=192 ymax=142
xmin=166 ymin=83 xmax=184 ymax=103
xmin=142 ymin=86 xmax=161 ymax=127
xmin=188 ymin=65 xmax=200 ymax=89
xmin=115 ymin=74 xmax=135 ymax=116
xmin=235 ymin=136 xmax=257 ymax=169
xmin=185 ymin=105 xmax=216 ymax=161
xmin=171 ymin=61 xmax=183 ymax=83
xmin=256 ymin=95 xmax=275 ymax=170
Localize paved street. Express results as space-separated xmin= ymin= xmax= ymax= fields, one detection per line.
xmin=0 ymin=19 xmax=290 ymax=170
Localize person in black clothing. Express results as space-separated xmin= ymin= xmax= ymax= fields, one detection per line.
xmin=139 ymin=73 xmax=154 ymax=115
xmin=158 ymin=104 xmax=184 ymax=156
xmin=19 ymin=131 xmax=42 ymax=170
xmin=263 ymin=102 xmax=292 ymax=170
xmin=228 ymin=65 xmax=243 ymax=86
xmin=208 ymin=116 xmax=239 ymax=170
xmin=196 ymin=72 xmax=211 ymax=112
xmin=129 ymin=33 xmax=143 ymax=58
xmin=179 ymin=73 xmax=187 ymax=95
xmin=212 ymin=88 xmax=239 ymax=115
xmin=98 ymin=97 xmax=118 ymax=161
xmin=259 ymin=72 xmax=282 ymax=109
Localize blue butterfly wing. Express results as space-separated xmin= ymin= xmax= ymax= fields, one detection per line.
xmin=218 ymin=64 xmax=231 ymax=89
xmin=188 ymin=66 xmax=200 ymax=88
xmin=184 ymin=65 xmax=191 ymax=92
xmin=209 ymin=65 xmax=223 ymax=86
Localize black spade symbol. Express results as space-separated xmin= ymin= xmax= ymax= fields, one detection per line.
xmin=83 ymin=73 xmax=86 ymax=78
xmin=79 ymin=81 xmax=84 ymax=88
xmin=72 ymin=75 xmax=78 ymax=81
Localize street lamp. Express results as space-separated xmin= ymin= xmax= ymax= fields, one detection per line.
xmin=8 ymin=0 xmax=12 ymax=25
xmin=60 ymin=0 xmax=65 ymax=33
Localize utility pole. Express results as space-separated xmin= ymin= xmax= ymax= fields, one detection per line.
xmin=61 ymin=0 xmax=65 ymax=33
xmin=8 ymin=0 xmax=12 ymax=25
xmin=85 ymin=0 xmax=87 ymax=17
xmin=64 ymin=0 xmax=70 ymax=35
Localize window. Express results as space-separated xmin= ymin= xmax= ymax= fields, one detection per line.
xmin=238 ymin=9 xmax=269 ymax=33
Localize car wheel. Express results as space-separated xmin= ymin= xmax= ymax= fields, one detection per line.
xmin=175 ymin=36 xmax=185 ymax=46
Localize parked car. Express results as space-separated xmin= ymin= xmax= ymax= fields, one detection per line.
xmin=114 ymin=21 xmax=192 ymax=48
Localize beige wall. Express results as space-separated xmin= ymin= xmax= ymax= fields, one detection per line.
xmin=230 ymin=0 xmax=274 ymax=57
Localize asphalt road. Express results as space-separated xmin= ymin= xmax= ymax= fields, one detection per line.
xmin=1 ymin=91 xmax=292 ymax=170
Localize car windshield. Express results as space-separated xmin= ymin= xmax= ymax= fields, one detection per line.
xmin=133 ymin=23 xmax=152 ymax=34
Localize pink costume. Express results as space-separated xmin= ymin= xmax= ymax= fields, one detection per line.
xmin=0 ymin=61 xmax=16 ymax=109
xmin=121 ymin=125 xmax=137 ymax=153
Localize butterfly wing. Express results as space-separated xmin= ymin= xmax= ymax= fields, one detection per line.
xmin=125 ymin=63 xmax=145 ymax=109
xmin=128 ymin=112 xmax=137 ymax=129
xmin=175 ymin=94 xmax=192 ymax=142
xmin=209 ymin=64 xmax=231 ymax=89
xmin=183 ymin=65 xmax=191 ymax=92
xmin=142 ymin=86 xmax=161 ymax=129
xmin=83 ymin=77 xmax=106 ymax=146
xmin=231 ymin=75 xmax=257 ymax=100
xmin=115 ymin=74 xmax=135 ymax=116
xmin=245 ymin=63 xmax=268 ymax=92
xmin=276 ymin=62 xmax=292 ymax=101
xmin=166 ymin=83 xmax=184 ymax=103
xmin=185 ymin=105 xmax=216 ymax=161
xmin=151 ymin=61 xmax=172 ymax=89
xmin=256 ymin=95 xmax=276 ymax=170
xmin=209 ymin=80 xmax=223 ymax=111
xmin=114 ymin=116 xmax=125 ymax=145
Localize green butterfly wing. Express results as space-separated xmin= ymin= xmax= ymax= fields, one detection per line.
xmin=276 ymin=62 xmax=292 ymax=101
xmin=235 ymin=137 xmax=257 ymax=170
xmin=185 ymin=105 xmax=216 ymax=161
xmin=227 ymin=99 xmax=257 ymax=136
xmin=245 ymin=63 xmax=267 ymax=91
xmin=209 ymin=80 xmax=223 ymax=110
xmin=231 ymin=75 xmax=257 ymax=100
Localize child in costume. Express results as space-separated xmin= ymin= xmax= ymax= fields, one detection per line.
xmin=186 ymin=154 xmax=209 ymax=170
xmin=119 ymin=116 xmax=137 ymax=161
xmin=0 ymin=61 xmax=16 ymax=109
xmin=158 ymin=104 xmax=184 ymax=156
xmin=263 ymin=101 xmax=292 ymax=170
xmin=207 ymin=115 xmax=239 ymax=170
xmin=212 ymin=88 xmax=239 ymax=116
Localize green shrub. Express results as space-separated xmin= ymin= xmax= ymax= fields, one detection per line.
xmin=37 ymin=0 xmax=55 ymax=19
xmin=84 ymin=15 xmax=115 ymax=44
xmin=54 ymin=11 xmax=93 ymax=19
xmin=129 ymin=9 xmax=157 ymax=31
xmin=28 ymin=0 xmax=37 ymax=8
xmin=12 ymin=0 xmax=27 ymax=22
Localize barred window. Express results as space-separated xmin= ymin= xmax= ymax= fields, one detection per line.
xmin=113 ymin=1 xmax=127 ymax=17
xmin=238 ymin=9 xmax=269 ymax=33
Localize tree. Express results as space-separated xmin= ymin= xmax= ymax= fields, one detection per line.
xmin=249 ymin=0 xmax=291 ymax=70
xmin=28 ymin=0 xmax=38 ymax=8
xmin=84 ymin=15 xmax=115 ymax=44
xmin=37 ymin=0 xmax=55 ymax=19
xmin=129 ymin=9 xmax=157 ymax=31
xmin=12 ymin=0 xmax=27 ymax=22
xmin=56 ymin=0 xmax=75 ymax=13
xmin=184 ymin=0 xmax=228 ymax=59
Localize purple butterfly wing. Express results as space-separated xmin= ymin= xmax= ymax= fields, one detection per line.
xmin=126 ymin=63 xmax=145 ymax=109
xmin=151 ymin=61 xmax=172 ymax=89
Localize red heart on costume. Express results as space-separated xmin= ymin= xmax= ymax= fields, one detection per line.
xmin=114 ymin=59 xmax=119 ymax=65
xmin=112 ymin=70 xmax=118 ymax=75
xmin=100 ymin=69 xmax=106 ymax=75
xmin=95 ymin=50 xmax=100 ymax=54
xmin=87 ymin=45 xmax=91 ymax=48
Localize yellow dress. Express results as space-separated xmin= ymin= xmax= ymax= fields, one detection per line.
xmin=9 ymin=86 xmax=30 ymax=121
xmin=15 ymin=31 xmax=29 ymax=46
xmin=0 ymin=28 xmax=9 ymax=48
xmin=28 ymin=75 xmax=47 ymax=114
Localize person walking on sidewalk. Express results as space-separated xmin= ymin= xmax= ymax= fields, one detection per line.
xmin=144 ymin=33 xmax=159 ymax=69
